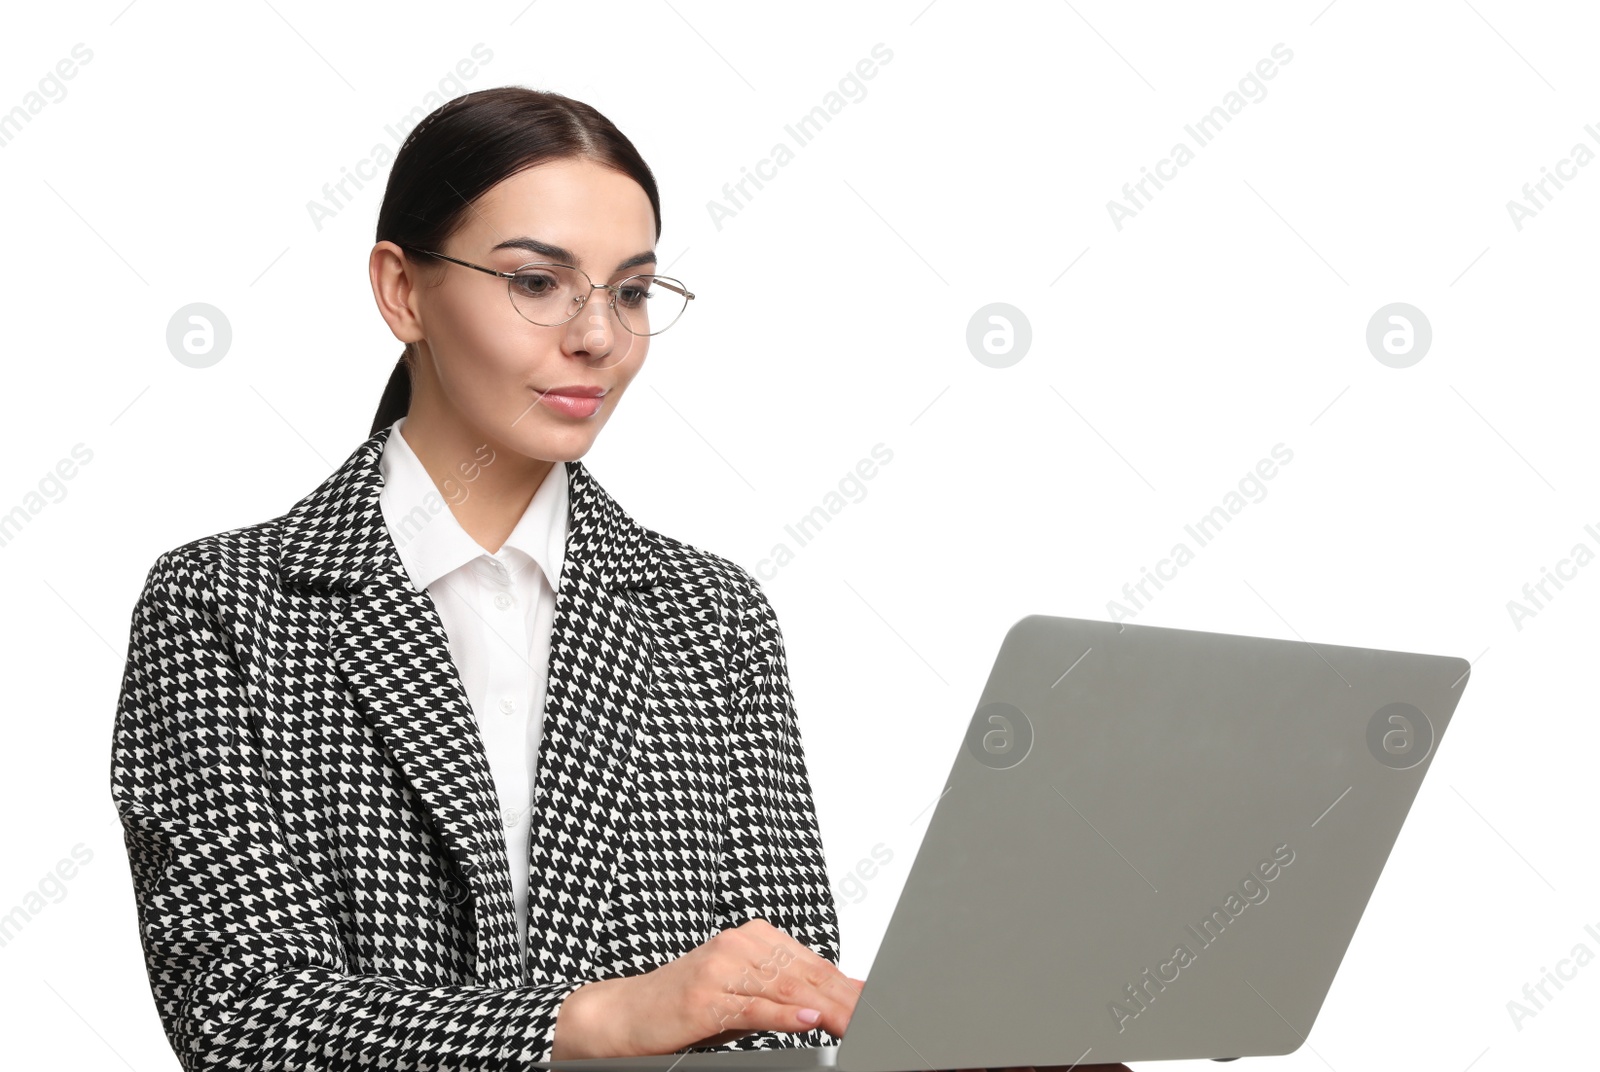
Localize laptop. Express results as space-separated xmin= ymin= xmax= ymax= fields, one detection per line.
xmin=535 ymin=614 xmax=1471 ymax=1070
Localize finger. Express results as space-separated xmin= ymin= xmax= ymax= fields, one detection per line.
xmin=733 ymin=967 xmax=853 ymax=1035
xmin=705 ymin=962 xmax=851 ymax=1041
xmin=727 ymin=921 xmax=858 ymax=1031
xmin=761 ymin=969 xmax=855 ymax=1039
xmin=705 ymin=989 xmax=838 ymax=1039
xmin=810 ymin=966 xmax=864 ymax=1016
xmin=791 ymin=965 xmax=860 ymax=1035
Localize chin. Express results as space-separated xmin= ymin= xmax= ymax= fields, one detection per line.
xmin=517 ymin=425 xmax=602 ymax=464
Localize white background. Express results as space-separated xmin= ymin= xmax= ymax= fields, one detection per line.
xmin=1 ymin=1 xmax=1595 ymax=1069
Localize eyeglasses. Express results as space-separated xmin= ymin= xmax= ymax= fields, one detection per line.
xmin=398 ymin=244 xmax=695 ymax=337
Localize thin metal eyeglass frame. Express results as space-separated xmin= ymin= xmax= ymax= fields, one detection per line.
xmin=398 ymin=245 xmax=695 ymax=336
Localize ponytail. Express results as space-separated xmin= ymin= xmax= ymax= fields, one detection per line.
xmin=369 ymin=350 xmax=412 ymax=436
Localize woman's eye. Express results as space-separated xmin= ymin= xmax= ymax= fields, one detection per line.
xmin=514 ymin=274 xmax=557 ymax=295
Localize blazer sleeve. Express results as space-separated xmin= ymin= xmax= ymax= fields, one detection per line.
xmin=109 ymin=550 xmax=585 ymax=1072
xmin=705 ymin=568 xmax=843 ymax=1051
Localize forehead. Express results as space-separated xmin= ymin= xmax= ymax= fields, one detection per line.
xmin=461 ymin=158 xmax=656 ymax=269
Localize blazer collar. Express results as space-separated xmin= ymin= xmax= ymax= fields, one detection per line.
xmin=271 ymin=424 xmax=665 ymax=985
xmin=278 ymin=423 xmax=661 ymax=592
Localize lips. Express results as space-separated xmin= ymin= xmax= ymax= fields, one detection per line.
xmin=535 ymin=390 xmax=604 ymax=419
xmin=538 ymin=384 xmax=606 ymax=398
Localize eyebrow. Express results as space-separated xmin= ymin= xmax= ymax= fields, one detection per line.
xmin=489 ymin=236 xmax=657 ymax=273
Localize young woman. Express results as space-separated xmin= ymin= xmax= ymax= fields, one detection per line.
xmin=109 ymin=86 xmax=865 ymax=1071
xmin=110 ymin=86 xmax=1128 ymax=1072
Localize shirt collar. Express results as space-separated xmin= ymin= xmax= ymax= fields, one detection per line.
xmin=377 ymin=416 xmax=569 ymax=594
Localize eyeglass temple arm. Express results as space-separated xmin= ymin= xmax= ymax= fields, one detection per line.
xmin=410 ymin=245 xmax=694 ymax=298
xmin=404 ymin=247 xmax=519 ymax=279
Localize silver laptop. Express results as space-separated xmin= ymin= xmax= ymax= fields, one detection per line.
xmin=536 ymin=614 xmax=1471 ymax=1070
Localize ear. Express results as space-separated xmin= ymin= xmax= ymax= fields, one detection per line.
xmin=370 ymin=241 xmax=430 ymax=346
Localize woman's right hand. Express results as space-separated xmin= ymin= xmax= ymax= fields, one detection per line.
xmin=551 ymin=918 xmax=864 ymax=1060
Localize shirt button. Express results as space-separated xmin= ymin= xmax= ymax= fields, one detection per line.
xmin=494 ymin=592 xmax=513 ymax=610
xmin=503 ymin=808 xmax=520 ymax=830
xmin=499 ymin=697 xmax=515 ymax=715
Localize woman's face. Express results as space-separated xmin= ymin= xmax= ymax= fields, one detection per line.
xmin=388 ymin=156 xmax=660 ymax=462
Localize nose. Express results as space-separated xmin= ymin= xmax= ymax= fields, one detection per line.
xmin=567 ymin=285 xmax=618 ymax=356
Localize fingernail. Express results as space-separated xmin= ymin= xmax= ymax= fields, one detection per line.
xmin=798 ymin=1008 xmax=822 ymax=1024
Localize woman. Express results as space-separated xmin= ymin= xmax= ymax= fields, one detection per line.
xmin=110 ymin=86 xmax=860 ymax=1071
xmin=110 ymin=86 xmax=1128 ymax=1072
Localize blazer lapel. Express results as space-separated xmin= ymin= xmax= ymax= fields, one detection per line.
xmin=522 ymin=461 xmax=661 ymax=984
xmin=278 ymin=424 xmax=664 ymax=989
xmin=281 ymin=426 xmax=518 ymax=983
xmin=331 ymin=570 xmax=526 ymax=982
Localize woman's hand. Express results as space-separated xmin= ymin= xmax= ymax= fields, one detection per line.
xmin=551 ymin=918 xmax=863 ymax=1059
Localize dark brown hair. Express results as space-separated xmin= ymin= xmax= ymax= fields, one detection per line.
xmin=369 ymin=87 xmax=662 ymax=436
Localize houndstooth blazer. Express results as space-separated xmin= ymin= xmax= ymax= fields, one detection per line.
xmin=110 ymin=423 xmax=841 ymax=1071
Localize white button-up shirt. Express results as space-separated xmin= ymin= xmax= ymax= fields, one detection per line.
xmin=375 ymin=415 xmax=568 ymax=965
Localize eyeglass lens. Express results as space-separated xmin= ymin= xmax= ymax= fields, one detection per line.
xmin=508 ymin=263 xmax=688 ymax=336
